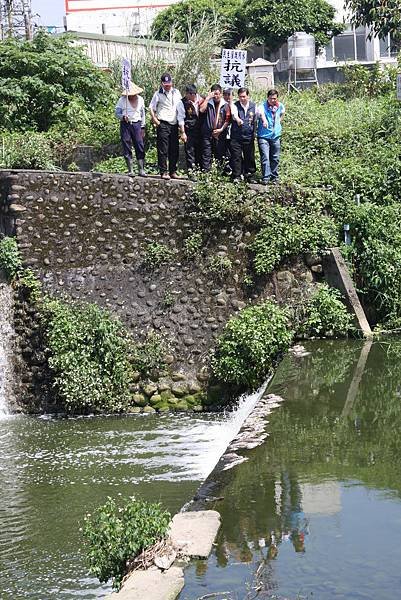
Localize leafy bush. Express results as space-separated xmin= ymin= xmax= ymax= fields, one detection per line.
xmin=43 ymin=299 xmax=133 ymax=413
xmin=297 ymin=283 xmax=354 ymax=337
xmin=131 ymin=331 xmax=168 ymax=377
xmin=341 ymin=62 xmax=397 ymax=98
xmin=183 ymin=231 xmax=203 ymax=259
xmin=207 ymin=254 xmax=232 ymax=278
xmin=211 ymin=300 xmax=293 ymax=387
xmin=83 ymin=496 xmax=170 ymax=590
xmin=250 ymin=205 xmax=337 ymax=274
xmin=347 ymin=203 xmax=401 ymax=328
xmin=143 ymin=242 xmax=174 ymax=269
xmin=0 ymin=236 xmax=22 ymax=278
xmin=0 ymin=31 xmax=115 ymax=132
xmin=0 ymin=131 xmax=56 ymax=170
xmin=93 ymin=156 xmax=126 ymax=174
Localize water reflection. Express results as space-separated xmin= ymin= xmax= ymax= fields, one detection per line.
xmin=181 ymin=339 xmax=401 ymax=600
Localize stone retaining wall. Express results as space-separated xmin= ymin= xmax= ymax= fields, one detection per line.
xmin=0 ymin=170 xmax=320 ymax=410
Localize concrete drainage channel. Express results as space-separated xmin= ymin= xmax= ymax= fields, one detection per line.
xmin=107 ymin=386 xmax=285 ymax=600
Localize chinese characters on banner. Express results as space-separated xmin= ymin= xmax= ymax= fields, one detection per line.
xmin=121 ymin=58 xmax=131 ymax=90
xmin=220 ymin=49 xmax=247 ymax=88
xmin=397 ymin=74 xmax=401 ymax=101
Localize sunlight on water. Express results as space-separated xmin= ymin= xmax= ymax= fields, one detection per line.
xmin=0 ymin=381 xmax=267 ymax=599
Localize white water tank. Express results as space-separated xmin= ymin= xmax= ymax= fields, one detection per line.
xmin=288 ymin=32 xmax=316 ymax=71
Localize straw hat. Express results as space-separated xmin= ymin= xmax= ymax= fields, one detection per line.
xmin=122 ymin=82 xmax=143 ymax=96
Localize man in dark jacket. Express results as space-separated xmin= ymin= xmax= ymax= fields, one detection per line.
xmin=199 ymin=83 xmax=231 ymax=172
xmin=230 ymin=87 xmax=257 ymax=182
xmin=177 ymin=84 xmax=203 ymax=173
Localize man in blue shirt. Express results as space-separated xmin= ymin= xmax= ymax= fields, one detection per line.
xmin=256 ymin=89 xmax=285 ymax=185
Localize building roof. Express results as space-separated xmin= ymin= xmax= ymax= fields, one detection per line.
xmin=247 ymin=57 xmax=278 ymax=67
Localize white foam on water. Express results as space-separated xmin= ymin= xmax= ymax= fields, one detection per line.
xmin=0 ymin=283 xmax=15 ymax=419
xmin=186 ymin=380 xmax=269 ymax=479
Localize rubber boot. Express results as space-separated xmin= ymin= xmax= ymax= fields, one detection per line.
xmin=137 ymin=159 xmax=147 ymax=177
xmin=125 ymin=157 xmax=134 ymax=177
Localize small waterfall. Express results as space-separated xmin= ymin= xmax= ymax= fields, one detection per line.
xmin=0 ymin=283 xmax=15 ymax=418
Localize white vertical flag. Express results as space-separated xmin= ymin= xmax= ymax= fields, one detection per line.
xmin=122 ymin=58 xmax=131 ymax=91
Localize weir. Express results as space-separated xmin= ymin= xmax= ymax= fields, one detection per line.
xmin=0 ymin=281 xmax=14 ymax=418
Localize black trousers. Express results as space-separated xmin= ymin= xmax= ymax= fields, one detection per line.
xmin=230 ymin=138 xmax=256 ymax=179
xmin=201 ymin=134 xmax=228 ymax=172
xmin=185 ymin=129 xmax=202 ymax=170
xmin=156 ymin=121 xmax=179 ymax=175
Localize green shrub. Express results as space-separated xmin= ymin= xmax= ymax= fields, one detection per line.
xmin=207 ymin=254 xmax=232 ymax=278
xmin=43 ymin=299 xmax=133 ymax=413
xmin=347 ymin=203 xmax=401 ymax=328
xmin=83 ymin=496 xmax=170 ymax=590
xmin=0 ymin=32 xmax=115 ymax=132
xmin=0 ymin=236 xmax=22 ymax=278
xmin=211 ymin=300 xmax=293 ymax=387
xmin=250 ymin=205 xmax=337 ymax=274
xmin=297 ymin=283 xmax=354 ymax=337
xmin=93 ymin=156 xmax=126 ymax=174
xmin=183 ymin=231 xmax=203 ymax=259
xmin=193 ymin=167 xmax=247 ymax=222
xmin=131 ymin=331 xmax=168 ymax=376
xmin=0 ymin=131 xmax=56 ymax=170
xmin=143 ymin=242 xmax=174 ymax=269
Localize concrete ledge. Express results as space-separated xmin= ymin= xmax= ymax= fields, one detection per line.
xmin=105 ymin=566 xmax=184 ymax=600
xmin=106 ymin=510 xmax=220 ymax=600
xmin=170 ymin=510 xmax=221 ymax=558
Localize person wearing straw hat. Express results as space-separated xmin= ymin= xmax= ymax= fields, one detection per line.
xmin=115 ymin=82 xmax=147 ymax=177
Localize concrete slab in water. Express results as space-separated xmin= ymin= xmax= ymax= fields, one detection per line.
xmin=105 ymin=565 xmax=184 ymax=600
xmin=170 ymin=510 xmax=221 ymax=558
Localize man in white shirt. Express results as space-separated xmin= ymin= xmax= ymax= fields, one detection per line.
xmin=149 ymin=73 xmax=182 ymax=180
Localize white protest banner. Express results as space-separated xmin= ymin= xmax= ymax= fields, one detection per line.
xmin=397 ymin=74 xmax=401 ymax=101
xmin=220 ymin=49 xmax=247 ymax=89
xmin=121 ymin=57 xmax=131 ymax=90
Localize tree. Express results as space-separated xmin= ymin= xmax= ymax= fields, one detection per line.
xmin=345 ymin=0 xmax=401 ymax=42
xmin=151 ymin=0 xmax=246 ymax=46
xmin=242 ymin=0 xmax=344 ymax=52
xmin=152 ymin=0 xmax=343 ymax=53
xmin=0 ymin=31 xmax=115 ymax=131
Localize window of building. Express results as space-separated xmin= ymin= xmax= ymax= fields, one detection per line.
xmin=325 ymin=25 xmax=367 ymax=62
xmin=379 ymin=34 xmax=398 ymax=58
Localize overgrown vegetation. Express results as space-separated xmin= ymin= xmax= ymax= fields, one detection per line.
xmin=297 ymin=283 xmax=355 ymax=338
xmin=143 ymin=242 xmax=174 ymax=269
xmin=0 ymin=236 xmax=22 ymax=278
xmin=207 ymin=254 xmax=233 ymax=278
xmin=211 ymin=300 xmax=293 ymax=387
xmin=131 ymin=331 xmax=168 ymax=377
xmin=83 ymin=496 xmax=170 ymax=590
xmin=43 ymin=299 xmax=133 ymax=413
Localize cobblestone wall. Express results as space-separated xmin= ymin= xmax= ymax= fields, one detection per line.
xmin=0 ymin=170 xmax=317 ymax=383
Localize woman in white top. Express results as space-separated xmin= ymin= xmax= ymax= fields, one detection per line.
xmin=115 ymin=82 xmax=146 ymax=177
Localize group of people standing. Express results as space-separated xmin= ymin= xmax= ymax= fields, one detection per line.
xmin=115 ymin=72 xmax=285 ymax=185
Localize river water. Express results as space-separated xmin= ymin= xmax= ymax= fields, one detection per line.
xmin=0 ymin=388 xmax=264 ymax=599
xmin=2 ymin=339 xmax=401 ymax=599
xmin=180 ymin=339 xmax=401 ymax=600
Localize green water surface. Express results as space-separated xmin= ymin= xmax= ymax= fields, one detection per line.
xmin=180 ymin=339 xmax=401 ymax=600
